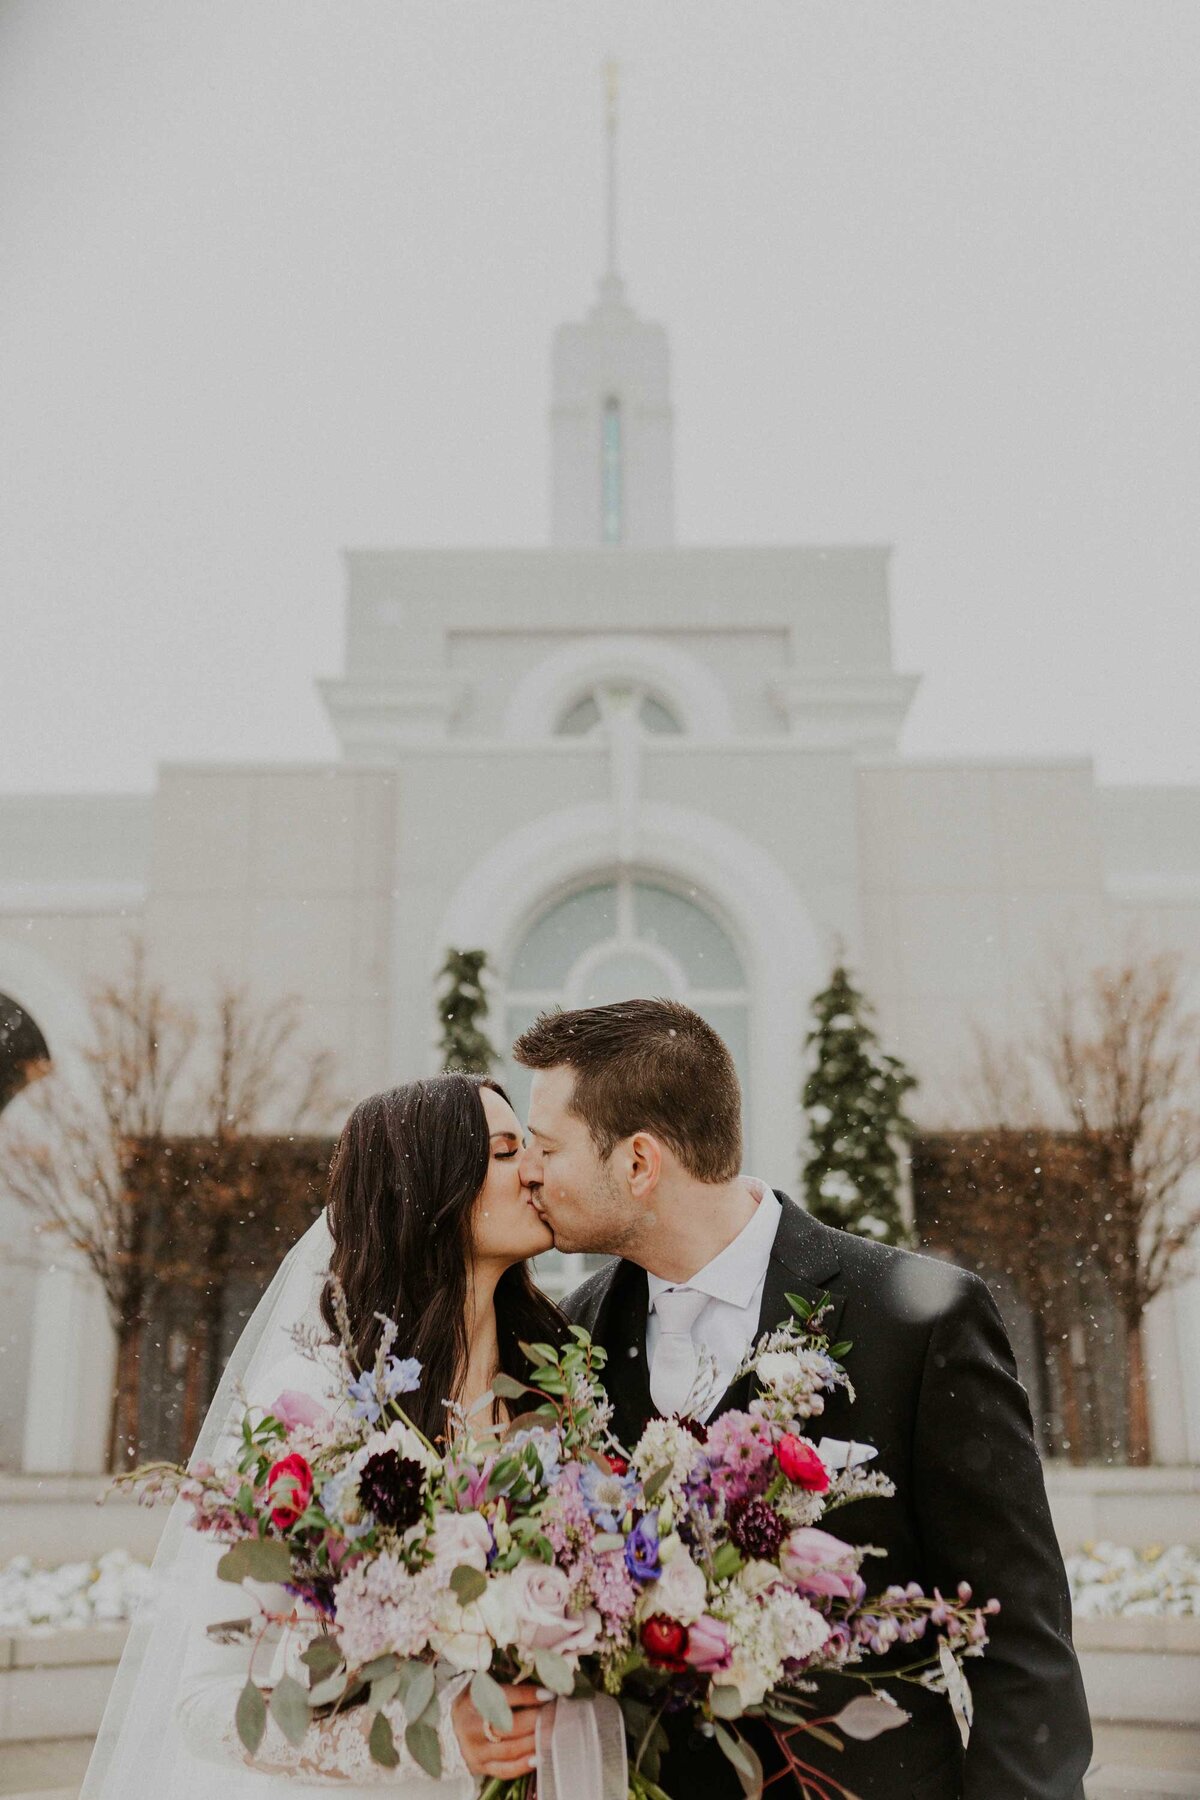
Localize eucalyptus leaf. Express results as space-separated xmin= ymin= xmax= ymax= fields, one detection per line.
xmin=369 ymin=1710 xmax=400 ymax=1769
xmin=641 ymin=1464 xmax=673 ymax=1503
xmin=829 ymin=1693 xmax=911 ymax=1742
xmin=405 ymin=1718 xmax=442 ymax=1780
xmin=269 ymin=1673 xmax=310 ymax=1748
xmin=217 ymin=1541 xmax=253 ymax=1584
xmin=709 ymin=1684 xmax=743 ymax=1719
xmin=308 ymin=1671 xmax=349 ymax=1709
xmin=533 ymin=1646 xmax=574 ymax=1696
xmin=236 ymin=1538 xmax=292 ymax=1585
xmin=714 ymin=1722 xmax=755 ymax=1782
xmin=359 ymin=1654 xmax=399 ymax=1683
xmin=471 ymin=1669 xmax=514 ymax=1735
xmin=801 ymin=1723 xmax=846 ymax=1751
xmin=370 ymin=1670 xmax=402 ymax=1711
xmin=300 ymin=1635 xmax=342 ymax=1679
xmin=450 ymin=1563 xmax=488 ymax=1606
xmin=235 ymin=1680 xmax=266 ymax=1755
xmin=404 ymin=1662 xmax=436 ymax=1723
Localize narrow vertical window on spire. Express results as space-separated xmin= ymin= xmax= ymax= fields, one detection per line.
xmin=601 ymin=396 xmax=622 ymax=544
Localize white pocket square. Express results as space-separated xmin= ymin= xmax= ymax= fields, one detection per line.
xmin=815 ymin=1437 xmax=878 ymax=1472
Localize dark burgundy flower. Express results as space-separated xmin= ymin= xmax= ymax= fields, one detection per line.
xmin=729 ymin=1498 xmax=786 ymax=1560
xmin=357 ymin=1450 xmax=425 ymax=1531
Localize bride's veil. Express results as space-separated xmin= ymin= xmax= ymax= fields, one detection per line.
xmin=80 ymin=1210 xmax=335 ymax=1798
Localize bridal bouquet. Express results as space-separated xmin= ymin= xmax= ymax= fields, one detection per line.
xmin=120 ymin=1293 xmax=996 ymax=1800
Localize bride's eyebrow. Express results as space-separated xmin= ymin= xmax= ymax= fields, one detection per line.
xmin=489 ymin=1130 xmax=520 ymax=1144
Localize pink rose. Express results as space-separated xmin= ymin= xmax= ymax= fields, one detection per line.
xmin=509 ymin=1563 xmax=601 ymax=1660
xmin=779 ymin=1527 xmax=859 ymax=1600
xmin=271 ymin=1390 xmax=332 ymax=1432
xmin=683 ymin=1614 xmax=732 ymax=1673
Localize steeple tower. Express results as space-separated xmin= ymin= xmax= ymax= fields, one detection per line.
xmin=550 ymin=63 xmax=675 ymax=549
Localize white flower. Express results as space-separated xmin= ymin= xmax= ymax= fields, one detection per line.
xmin=738 ymin=1559 xmax=785 ymax=1600
xmin=632 ymin=1418 xmax=702 ymax=1504
xmin=430 ymin=1511 xmax=491 ymax=1577
xmin=430 ymin=1590 xmax=493 ymax=1671
xmin=771 ymin=1589 xmax=830 ymax=1664
xmin=756 ymin=1351 xmax=803 ymax=1391
xmin=645 ymin=1543 xmax=707 ymax=1625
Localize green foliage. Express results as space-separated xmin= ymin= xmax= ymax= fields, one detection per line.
xmin=450 ymin=1564 xmax=488 ymax=1606
xmin=436 ymin=948 xmax=497 ymax=1074
xmin=235 ymin=1680 xmax=266 ymax=1755
xmin=269 ymin=1673 xmax=311 ymax=1747
xmin=802 ymin=963 xmax=918 ymax=1247
xmin=369 ymin=1710 xmax=400 ymax=1768
xmin=217 ymin=1537 xmax=293 ymax=1585
xmin=471 ymin=1669 xmax=514 ymax=1733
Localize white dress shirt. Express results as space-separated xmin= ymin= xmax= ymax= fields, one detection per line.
xmin=646 ymin=1178 xmax=781 ymax=1420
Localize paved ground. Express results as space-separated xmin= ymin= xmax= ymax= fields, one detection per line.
xmin=2 ymin=1726 xmax=1197 ymax=1799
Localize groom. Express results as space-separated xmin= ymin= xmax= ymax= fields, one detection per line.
xmin=514 ymin=998 xmax=1092 ymax=1800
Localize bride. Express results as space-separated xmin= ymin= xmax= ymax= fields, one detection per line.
xmin=82 ymin=1073 xmax=568 ymax=1798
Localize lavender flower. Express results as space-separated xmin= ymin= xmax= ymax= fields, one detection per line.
xmin=380 ymin=1356 xmax=422 ymax=1400
xmin=347 ymin=1370 xmax=383 ymax=1424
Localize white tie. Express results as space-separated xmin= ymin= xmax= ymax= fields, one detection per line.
xmin=649 ymin=1286 xmax=709 ymax=1418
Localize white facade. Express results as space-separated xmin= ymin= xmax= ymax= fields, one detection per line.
xmin=3 ymin=243 xmax=1200 ymax=1474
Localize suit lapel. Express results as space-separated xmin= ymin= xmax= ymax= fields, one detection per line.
xmin=591 ymin=1257 xmax=654 ymax=1450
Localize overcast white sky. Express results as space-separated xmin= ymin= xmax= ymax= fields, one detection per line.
xmin=2 ymin=1 xmax=1198 ymax=793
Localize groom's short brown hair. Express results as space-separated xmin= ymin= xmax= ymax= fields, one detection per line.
xmin=513 ymin=997 xmax=742 ymax=1182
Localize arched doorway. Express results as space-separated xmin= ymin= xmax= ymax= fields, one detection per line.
xmin=0 ymin=993 xmax=51 ymax=1115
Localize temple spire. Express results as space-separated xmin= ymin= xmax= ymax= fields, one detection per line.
xmin=602 ymin=58 xmax=622 ymax=294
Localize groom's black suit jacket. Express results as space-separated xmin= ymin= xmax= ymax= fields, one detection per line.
xmin=563 ymin=1194 xmax=1092 ymax=1800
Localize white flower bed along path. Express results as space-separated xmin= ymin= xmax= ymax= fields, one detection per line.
xmin=0 ymin=1550 xmax=152 ymax=1631
xmin=1067 ymin=1542 xmax=1200 ymax=1617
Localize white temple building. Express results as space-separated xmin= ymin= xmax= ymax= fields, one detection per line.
xmin=3 ymin=86 xmax=1200 ymax=1475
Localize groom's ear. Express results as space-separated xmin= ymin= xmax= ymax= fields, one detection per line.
xmin=626 ymin=1130 xmax=662 ymax=1199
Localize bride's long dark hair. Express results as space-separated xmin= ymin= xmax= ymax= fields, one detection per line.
xmin=319 ymin=1073 xmax=566 ymax=1442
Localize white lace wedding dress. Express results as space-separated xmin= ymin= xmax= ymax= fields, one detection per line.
xmin=80 ymin=1216 xmax=478 ymax=1799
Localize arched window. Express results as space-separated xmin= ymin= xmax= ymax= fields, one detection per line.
xmin=502 ymin=877 xmax=750 ymax=1294
xmin=601 ymin=396 xmax=622 ymax=545
xmin=502 ymin=875 xmax=749 ymax=1124
xmin=556 ymin=684 xmax=684 ymax=738
xmin=0 ymin=993 xmax=51 ymax=1115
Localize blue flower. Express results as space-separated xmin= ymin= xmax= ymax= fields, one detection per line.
xmin=580 ymin=1462 xmax=637 ymax=1532
xmin=624 ymin=1512 xmax=661 ymax=1583
xmin=380 ymin=1356 xmax=422 ymax=1400
xmin=346 ymin=1370 xmax=382 ymax=1424
xmin=507 ymin=1427 xmax=563 ymax=1488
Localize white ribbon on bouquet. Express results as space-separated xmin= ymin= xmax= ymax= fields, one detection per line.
xmin=536 ymin=1692 xmax=629 ymax=1800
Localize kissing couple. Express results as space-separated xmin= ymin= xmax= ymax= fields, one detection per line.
xmin=84 ymin=998 xmax=1092 ymax=1800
